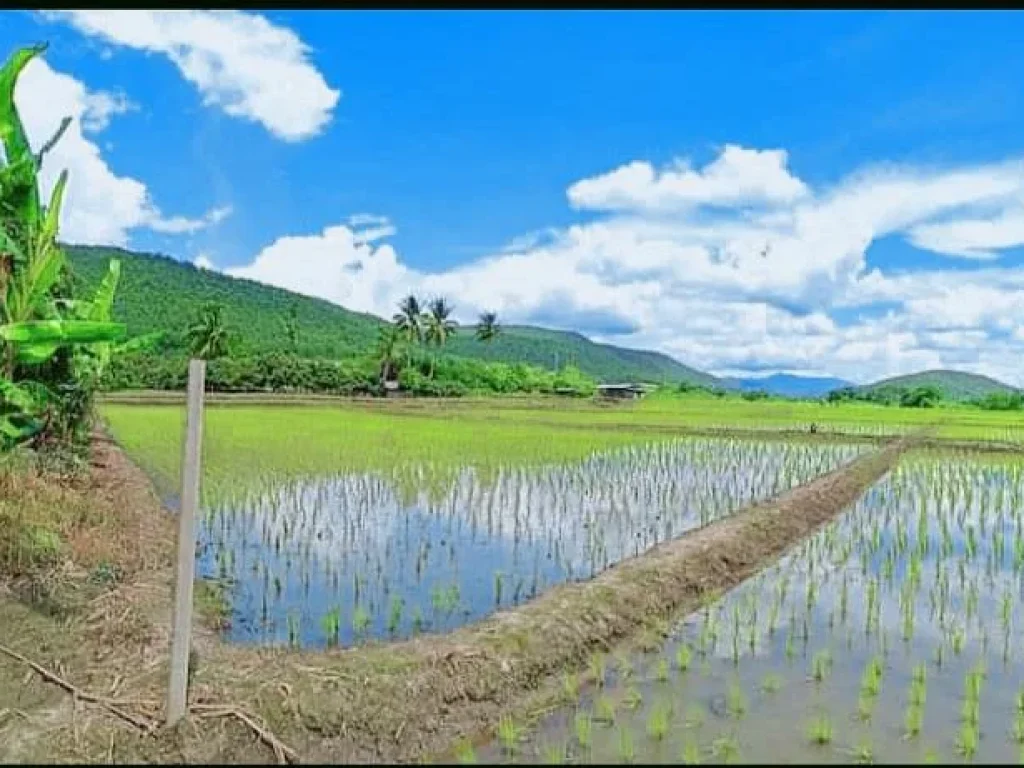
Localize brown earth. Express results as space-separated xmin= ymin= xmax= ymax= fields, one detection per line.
xmin=1 ymin=432 xmax=908 ymax=763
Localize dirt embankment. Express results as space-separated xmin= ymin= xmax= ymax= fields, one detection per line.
xmin=1 ymin=434 xmax=908 ymax=764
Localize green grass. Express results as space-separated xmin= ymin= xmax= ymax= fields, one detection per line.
xmin=342 ymin=392 xmax=1024 ymax=443
xmin=99 ymin=402 xmax=681 ymax=500
xmin=100 ymin=396 xmax=1024 ymax=505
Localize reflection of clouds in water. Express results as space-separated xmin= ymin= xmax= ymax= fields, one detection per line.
xmin=198 ymin=438 xmax=866 ymax=646
xmin=204 ymin=438 xmax=866 ymax=577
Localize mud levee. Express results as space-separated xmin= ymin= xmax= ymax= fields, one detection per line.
xmin=243 ymin=438 xmax=910 ymax=763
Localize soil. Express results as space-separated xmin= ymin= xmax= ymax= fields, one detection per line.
xmin=1 ymin=432 xmax=909 ymax=763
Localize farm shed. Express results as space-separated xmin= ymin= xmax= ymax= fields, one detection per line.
xmin=596 ymin=383 xmax=648 ymax=400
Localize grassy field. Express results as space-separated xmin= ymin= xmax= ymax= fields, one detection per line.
xmin=100 ymin=402 xmax=686 ymax=500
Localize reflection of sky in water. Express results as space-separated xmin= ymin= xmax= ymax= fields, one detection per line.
xmin=195 ymin=438 xmax=865 ymax=648
xmin=494 ymin=453 xmax=1024 ymax=765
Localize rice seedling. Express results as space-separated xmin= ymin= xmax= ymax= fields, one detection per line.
xmin=573 ymin=711 xmax=592 ymax=749
xmin=617 ymin=726 xmax=635 ymax=763
xmin=761 ymin=672 xmax=783 ymax=694
xmin=810 ymin=649 xmax=832 ymax=683
xmin=321 ymin=606 xmax=341 ymax=647
xmin=1013 ymin=710 xmax=1024 ymax=744
xmin=806 ymin=711 xmax=833 ymax=745
xmin=684 ymin=703 xmax=705 ymax=729
xmin=681 ymin=739 xmax=702 ymax=765
xmin=955 ymin=721 xmax=979 ymax=759
xmin=453 ymin=737 xmax=477 ymax=764
xmin=497 ymin=715 xmax=521 ymax=756
xmin=352 ymin=605 xmax=371 ymax=639
xmin=712 ymin=734 xmax=741 ymax=764
xmin=562 ymin=671 xmax=580 ymax=704
xmin=594 ymin=695 xmax=616 ymax=725
xmin=540 ymin=741 xmax=565 ymax=765
xmin=655 ymin=658 xmax=670 ymax=683
xmin=726 ymin=680 xmax=747 ymax=719
xmin=646 ymin=701 xmax=672 ymax=741
xmin=623 ymin=685 xmax=643 ymax=710
xmin=853 ymin=737 xmax=874 ymax=764
xmin=676 ymin=643 xmax=692 ymax=672
xmin=904 ymin=703 xmax=923 ymax=739
xmin=589 ymin=653 xmax=607 ymax=687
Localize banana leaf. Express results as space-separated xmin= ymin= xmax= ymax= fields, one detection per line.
xmin=0 ymin=44 xmax=45 ymax=224
xmin=0 ymin=319 xmax=126 ymax=345
xmin=14 ymin=342 xmax=58 ymax=366
xmin=0 ymin=417 xmax=39 ymax=443
xmin=86 ymin=258 xmax=120 ymax=322
xmin=0 ymin=377 xmax=46 ymax=411
xmin=114 ymin=330 xmax=164 ymax=355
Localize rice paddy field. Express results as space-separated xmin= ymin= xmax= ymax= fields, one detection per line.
xmin=472 ymin=450 xmax=1024 ymax=764
xmin=97 ymin=396 xmax=1024 ymax=763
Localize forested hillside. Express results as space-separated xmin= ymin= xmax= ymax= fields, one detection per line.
xmin=67 ymin=245 xmax=717 ymax=385
xmin=854 ymin=370 xmax=1018 ymax=400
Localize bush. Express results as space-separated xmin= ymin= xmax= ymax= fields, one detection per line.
xmin=102 ymin=349 xmax=598 ymax=399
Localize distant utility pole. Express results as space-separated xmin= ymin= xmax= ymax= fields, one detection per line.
xmin=167 ymin=358 xmax=206 ymax=726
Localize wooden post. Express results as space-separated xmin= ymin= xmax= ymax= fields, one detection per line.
xmin=166 ymin=358 xmax=206 ymax=726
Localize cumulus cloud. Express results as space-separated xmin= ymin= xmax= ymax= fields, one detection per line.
xmin=567 ymin=145 xmax=809 ymax=212
xmin=14 ymin=56 xmax=230 ymax=246
xmin=45 ymin=10 xmax=339 ymax=141
xmin=225 ymin=225 xmax=408 ymax=315
xmin=224 ymin=145 xmax=1024 ymax=387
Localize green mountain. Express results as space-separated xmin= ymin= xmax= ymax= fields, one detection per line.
xmin=853 ymin=369 xmax=1020 ymax=400
xmin=66 ymin=245 xmax=718 ymax=386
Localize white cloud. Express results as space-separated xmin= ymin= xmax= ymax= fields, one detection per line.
xmin=347 ymin=213 xmax=390 ymax=227
xmin=567 ymin=145 xmax=809 ymax=212
xmin=46 ymin=10 xmax=340 ymax=141
xmin=907 ymin=207 xmax=1024 ymax=260
xmin=149 ymin=205 xmax=233 ymax=235
xmin=225 ymin=224 xmax=408 ymax=316
xmin=81 ymin=89 xmax=136 ymax=133
xmin=194 ymin=253 xmax=215 ymax=270
xmin=226 ymin=145 xmax=1024 ymax=387
xmin=14 ymin=56 xmax=228 ymax=246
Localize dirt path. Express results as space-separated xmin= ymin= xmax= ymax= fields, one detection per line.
xmin=0 ymin=434 xmax=909 ymax=763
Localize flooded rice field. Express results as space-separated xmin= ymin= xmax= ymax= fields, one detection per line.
xmin=471 ymin=451 xmax=1024 ymax=764
xmin=195 ymin=438 xmax=866 ymax=648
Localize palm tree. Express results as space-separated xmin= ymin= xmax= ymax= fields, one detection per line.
xmin=422 ymin=296 xmax=457 ymax=379
xmin=186 ymin=302 xmax=231 ymax=360
xmin=375 ymin=325 xmax=403 ymax=387
xmin=393 ymin=294 xmax=424 ymax=345
xmin=475 ymin=311 xmax=501 ymax=344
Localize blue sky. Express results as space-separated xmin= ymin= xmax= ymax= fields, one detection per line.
xmin=7 ymin=10 xmax=1024 ymax=384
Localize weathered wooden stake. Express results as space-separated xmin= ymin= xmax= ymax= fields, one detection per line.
xmin=167 ymin=358 xmax=206 ymax=726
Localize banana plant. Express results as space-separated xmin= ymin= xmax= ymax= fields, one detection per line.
xmin=0 ymin=43 xmax=126 ymax=449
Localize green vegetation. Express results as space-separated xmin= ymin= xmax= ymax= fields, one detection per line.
xmin=832 ymin=369 xmax=1020 ymax=406
xmin=99 ymin=402 xmax=677 ymax=495
xmin=66 ymin=244 xmax=717 ymax=387
xmin=0 ymin=45 xmax=127 ymax=457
